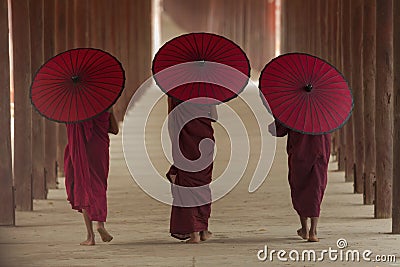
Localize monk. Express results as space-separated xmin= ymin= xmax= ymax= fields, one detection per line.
xmin=269 ymin=121 xmax=331 ymax=242
xmin=166 ymin=97 xmax=217 ymax=243
xmin=64 ymin=109 xmax=118 ymax=245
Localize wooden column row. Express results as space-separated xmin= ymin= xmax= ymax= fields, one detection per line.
xmin=3 ymin=0 xmax=152 ymax=223
xmin=0 ymin=0 xmax=15 ymax=225
xmin=280 ymin=0 xmax=398 ymax=230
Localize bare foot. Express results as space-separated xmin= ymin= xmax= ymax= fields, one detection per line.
xmin=200 ymin=230 xmax=212 ymax=241
xmin=97 ymin=227 xmax=113 ymax=242
xmin=80 ymin=237 xmax=95 ymax=246
xmin=297 ymin=228 xmax=308 ymax=240
xmin=186 ymin=232 xmax=200 ymax=244
xmin=308 ymin=232 xmax=319 ymax=242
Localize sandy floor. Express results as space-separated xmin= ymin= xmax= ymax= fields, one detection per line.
xmin=1 ymin=88 xmax=399 ymax=267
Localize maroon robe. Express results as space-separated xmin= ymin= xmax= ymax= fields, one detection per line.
xmin=271 ymin=121 xmax=331 ymax=217
xmin=64 ymin=112 xmax=110 ymax=222
xmin=167 ymin=98 xmax=215 ymax=235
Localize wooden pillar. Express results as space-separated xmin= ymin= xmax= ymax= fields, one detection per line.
xmin=43 ymin=0 xmax=58 ymax=189
xmin=0 ymin=0 xmax=15 ymax=225
xmin=54 ymin=0 xmax=67 ymax=178
xmin=327 ymin=0 xmax=334 ymax=63
xmin=392 ymin=0 xmax=400 ymax=233
xmin=320 ymin=0 xmax=328 ymax=58
xmin=105 ymin=1 xmax=116 ymax=54
xmin=286 ymin=0 xmax=294 ymax=52
xmin=333 ymin=0 xmax=341 ymax=67
xmin=308 ymin=0 xmax=315 ymax=55
xmin=30 ymin=0 xmax=47 ymax=199
xmin=375 ymin=0 xmax=393 ymax=219
xmin=305 ymin=0 xmax=313 ymax=53
xmin=314 ymin=0 xmax=322 ymax=57
xmin=113 ymin=0 xmax=129 ymax=121
xmin=351 ymin=0 xmax=364 ymax=194
xmin=118 ymin=0 xmax=151 ymax=121
xmin=363 ymin=0 xmax=376 ymax=205
xmin=337 ymin=0 xmax=346 ymax=172
xmin=89 ymin=0 xmax=106 ymax=49
xmin=12 ymin=0 xmax=33 ymax=211
xmin=280 ymin=0 xmax=287 ymax=53
xmin=73 ymin=0 xmax=88 ymax=47
xmin=342 ymin=0 xmax=354 ymax=183
xmin=242 ymin=0 xmax=275 ymax=72
xmin=329 ymin=0 xmax=338 ymax=162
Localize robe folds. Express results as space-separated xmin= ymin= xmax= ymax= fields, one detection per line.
xmin=272 ymin=121 xmax=331 ymax=217
xmin=64 ymin=112 xmax=110 ymax=222
xmin=167 ymin=98 xmax=215 ymax=235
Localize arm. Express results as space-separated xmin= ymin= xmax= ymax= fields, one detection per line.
xmin=108 ymin=108 xmax=119 ymax=135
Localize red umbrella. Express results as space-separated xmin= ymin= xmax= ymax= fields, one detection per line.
xmin=152 ymin=32 xmax=250 ymax=105
xmin=30 ymin=48 xmax=125 ymax=123
xmin=259 ymin=53 xmax=353 ymax=134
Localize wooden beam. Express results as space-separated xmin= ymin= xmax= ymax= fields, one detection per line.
xmin=0 ymin=0 xmax=15 ymax=225
xmin=362 ymin=0 xmax=376 ymax=205
xmin=392 ymin=0 xmax=400 ymax=233
xmin=375 ymin=0 xmax=393 ymax=219
xmin=12 ymin=0 xmax=33 ymax=211
xmin=30 ymin=0 xmax=47 ymax=200
xmin=351 ymin=0 xmax=365 ymax=194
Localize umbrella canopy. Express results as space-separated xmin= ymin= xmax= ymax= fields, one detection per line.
xmin=259 ymin=52 xmax=353 ymax=134
xmin=30 ymin=48 xmax=125 ymax=123
xmin=152 ymin=32 xmax=250 ymax=105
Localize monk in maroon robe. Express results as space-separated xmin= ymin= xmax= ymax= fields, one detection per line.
xmin=269 ymin=121 xmax=331 ymax=242
xmin=64 ymin=110 xmax=117 ymax=245
xmin=166 ymin=97 xmax=216 ymax=243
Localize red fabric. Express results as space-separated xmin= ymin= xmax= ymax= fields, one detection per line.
xmin=260 ymin=53 xmax=352 ymax=134
xmin=152 ymin=32 xmax=250 ymax=105
xmin=64 ymin=112 xmax=110 ymax=222
xmin=30 ymin=48 xmax=125 ymax=123
xmin=167 ymin=98 xmax=214 ymax=234
xmin=271 ymin=121 xmax=331 ymax=217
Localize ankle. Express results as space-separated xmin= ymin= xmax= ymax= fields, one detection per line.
xmin=309 ymin=230 xmax=317 ymax=236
